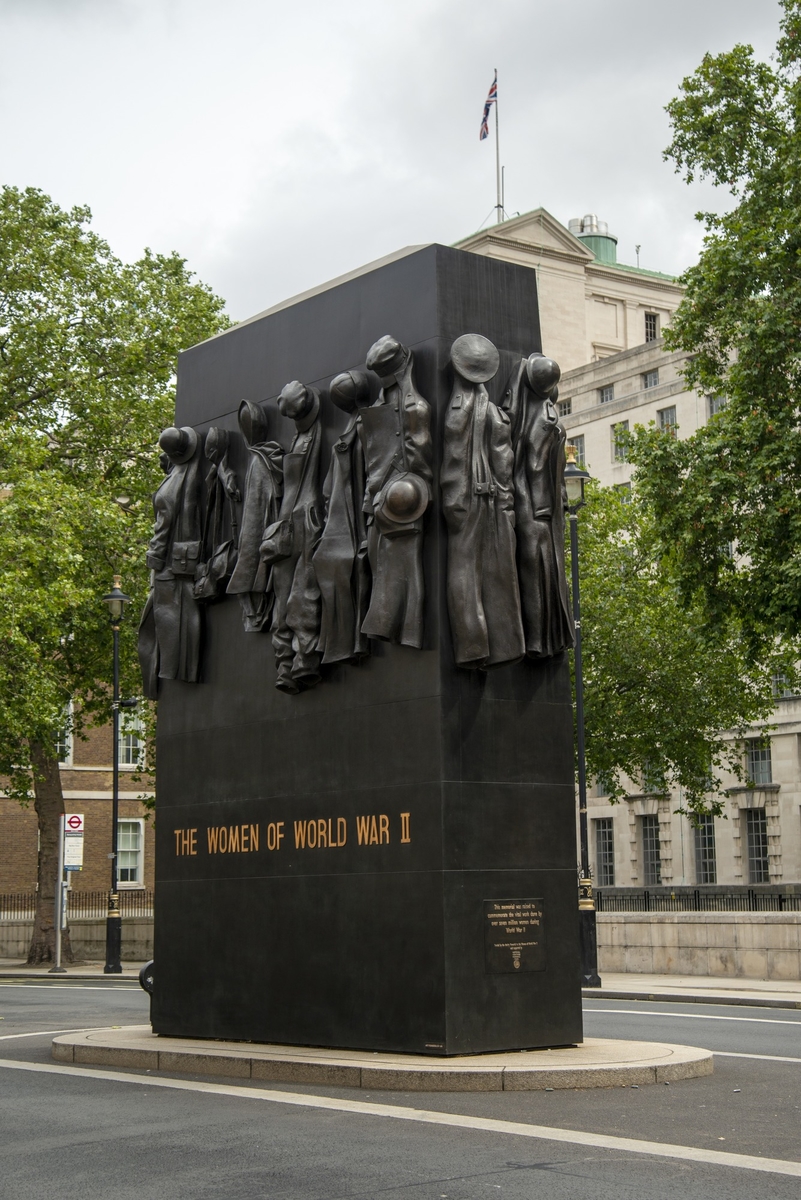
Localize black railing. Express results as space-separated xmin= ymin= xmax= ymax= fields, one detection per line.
xmin=596 ymin=885 xmax=801 ymax=913
xmin=0 ymin=890 xmax=154 ymax=921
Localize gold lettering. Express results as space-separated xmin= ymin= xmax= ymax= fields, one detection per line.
xmin=308 ymin=820 xmax=318 ymax=849
xmin=294 ymin=820 xmax=306 ymax=849
xmin=174 ymin=829 xmax=182 ymax=855
xmin=379 ymin=814 xmax=390 ymax=844
xmin=337 ymin=817 xmax=347 ymax=846
xmin=207 ymin=827 xmax=219 ymax=854
xmin=249 ymin=824 xmax=259 ymax=851
xmin=327 ymin=817 xmax=334 ymax=847
xmin=317 ymin=818 xmax=327 ymax=848
xmin=277 ymin=821 xmax=285 ymax=849
xmin=400 ymin=812 xmax=411 ymax=844
xmin=189 ymin=828 xmax=197 ymax=855
xmin=356 ymin=815 xmax=369 ymax=845
xmin=240 ymin=824 xmax=249 ymax=852
xmin=368 ymin=815 xmax=378 ymax=845
xmin=228 ymin=826 xmax=240 ymax=853
xmin=219 ymin=826 xmax=228 ymax=853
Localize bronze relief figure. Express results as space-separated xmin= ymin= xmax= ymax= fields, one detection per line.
xmin=262 ymin=381 xmax=323 ymax=693
xmin=505 ymin=353 xmax=575 ymax=659
xmin=226 ymin=401 xmax=284 ymax=633
xmin=441 ymin=334 xmax=524 ymax=669
xmin=313 ymin=370 xmax=372 ymax=666
xmin=138 ymin=425 xmax=203 ymax=698
xmin=360 ymin=335 xmax=433 ymax=649
xmin=194 ymin=427 xmax=240 ymax=602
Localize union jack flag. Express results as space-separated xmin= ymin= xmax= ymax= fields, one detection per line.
xmin=479 ymin=71 xmax=497 ymax=141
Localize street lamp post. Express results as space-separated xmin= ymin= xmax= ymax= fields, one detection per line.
xmin=564 ymin=446 xmax=602 ymax=989
xmin=102 ymin=575 xmax=131 ymax=975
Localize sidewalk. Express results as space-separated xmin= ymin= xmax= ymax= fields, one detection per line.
xmin=585 ymin=972 xmax=801 ymax=1009
xmin=0 ymin=959 xmax=146 ymax=981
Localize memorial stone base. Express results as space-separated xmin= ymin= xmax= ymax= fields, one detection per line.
xmin=152 ymin=244 xmax=583 ymax=1055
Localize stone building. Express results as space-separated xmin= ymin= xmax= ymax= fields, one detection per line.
xmin=458 ymin=207 xmax=801 ymax=890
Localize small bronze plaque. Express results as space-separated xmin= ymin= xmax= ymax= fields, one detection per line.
xmin=484 ymin=898 xmax=546 ymax=974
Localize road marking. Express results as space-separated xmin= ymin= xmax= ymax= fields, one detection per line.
xmin=716 ymin=1051 xmax=801 ymax=1065
xmin=0 ymin=1026 xmax=143 ymax=1042
xmin=0 ymin=1057 xmax=799 ymax=1179
xmin=585 ymin=1008 xmax=801 ymax=1026
xmin=0 ymin=984 xmax=138 ymax=992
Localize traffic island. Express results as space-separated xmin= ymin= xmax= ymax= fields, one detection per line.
xmin=52 ymin=1028 xmax=713 ymax=1091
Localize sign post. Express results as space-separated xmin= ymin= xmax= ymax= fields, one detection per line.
xmin=49 ymin=814 xmax=84 ymax=974
xmin=48 ymin=816 xmax=67 ymax=974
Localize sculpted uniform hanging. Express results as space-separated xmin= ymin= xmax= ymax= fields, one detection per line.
xmin=138 ymin=425 xmax=203 ymax=698
xmin=505 ymin=353 xmax=574 ymax=659
xmin=313 ymin=370 xmax=372 ymax=666
xmin=359 ymin=335 xmax=433 ymax=649
xmin=441 ymin=334 xmax=524 ymax=669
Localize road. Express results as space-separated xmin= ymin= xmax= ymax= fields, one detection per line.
xmin=0 ymin=981 xmax=799 ymax=1200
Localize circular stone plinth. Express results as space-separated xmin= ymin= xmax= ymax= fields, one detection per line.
xmin=52 ymin=1027 xmax=712 ymax=1091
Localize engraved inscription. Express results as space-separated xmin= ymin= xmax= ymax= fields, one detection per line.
xmin=484 ymin=898 xmax=546 ymax=974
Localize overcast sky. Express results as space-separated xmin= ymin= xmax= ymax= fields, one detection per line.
xmin=0 ymin=0 xmax=781 ymax=321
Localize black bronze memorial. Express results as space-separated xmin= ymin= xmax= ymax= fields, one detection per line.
xmin=148 ymin=244 xmax=583 ymax=1054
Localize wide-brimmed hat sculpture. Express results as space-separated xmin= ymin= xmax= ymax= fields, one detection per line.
xmin=450 ymin=333 xmax=500 ymax=384
xmin=159 ymin=426 xmax=199 ymax=464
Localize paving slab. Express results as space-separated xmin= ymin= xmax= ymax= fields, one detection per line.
xmin=51 ymin=1026 xmax=713 ymax=1091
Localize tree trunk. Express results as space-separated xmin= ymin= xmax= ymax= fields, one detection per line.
xmin=27 ymin=741 xmax=73 ymax=965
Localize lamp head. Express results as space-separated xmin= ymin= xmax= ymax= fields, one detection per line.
xmin=564 ymin=444 xmax=591 ymax=512
xmin=102 ymin=575 xmax=131 ymax=624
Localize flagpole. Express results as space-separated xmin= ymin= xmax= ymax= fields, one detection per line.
xmin=494 ymin=69 xmax=502 ymax=224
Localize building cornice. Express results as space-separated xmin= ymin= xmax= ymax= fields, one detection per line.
xmin=476 ymin=234 xmax=592 ymax=267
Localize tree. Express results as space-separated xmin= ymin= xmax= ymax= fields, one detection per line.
xmin=631 ymin=0 xmax=801 ymax=645
xmin=0 ymin=186 xmax=228 ymax=963
xmin=573 ymin=484 xmax=791 ymax=819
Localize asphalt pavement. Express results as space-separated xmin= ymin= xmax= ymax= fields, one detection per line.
xmin=0 ymin=979 xmax=799 ymax=1200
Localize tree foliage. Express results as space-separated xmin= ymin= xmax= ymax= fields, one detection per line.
xmin=573 ymin=484 xmax=790 ymax=818
xmin=0 ymin=185 xmax=227 ymax=959
xmin=631 ymin=0 xmax=801 ymax=642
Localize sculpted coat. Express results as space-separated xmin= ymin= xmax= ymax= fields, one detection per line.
xmin=313 ymin=371 xmax=371 ymax=665
xmin=138 ymin=426 xmax=203 ymax=698
xmin=441 ymin=336 xmax=524 ymax=669
xmin=360 ymin=337 xmax=432 ymax=649
xmin=226 ymin=401 xmax=283 ymax=632
xmin=505 ymin=355 xmax=575 ymax=659
xmin=263 ymin=383 xmax=323 ymax=693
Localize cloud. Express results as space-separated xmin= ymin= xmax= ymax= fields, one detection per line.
xmin=0 ymin=0 xmax=783 ymax=319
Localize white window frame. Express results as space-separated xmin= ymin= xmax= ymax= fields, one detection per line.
xmin=117 ymin=817 xmax=145 ymax=888
xmin=118 ymin=712 xmax=145 ymax=770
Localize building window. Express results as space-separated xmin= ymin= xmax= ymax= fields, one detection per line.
xmin=614 ymin=482 xmax=632 ymax=503
xmin=658 ymin=406 xmax=677 ymax=436
xmin=611 ymin=421 xmax=629 ymax=463
xmin=645 ymin=312 xmax=659 ymax=342
xmin=118 ymin=818 xmax=144 ymax=886
xmin=708 ymin=394 xmax=727 ymax=418
xmin=599 ymin=384 xmax=614 ymax=405
xmin=54 ymin=702 xmax=73 ymax=766
xmin=571 ymin=435 xmax=586 ymax=467
xmin=557 ymin=397 xmax=572 ymax=417
xmin=119 ymin=715 xmax=145 ymax=769
xmin=594 ymin=818 xmax=615 ymax=887
xmin=746 ymin=738 xmax=772 ymax=785
xmin=772 ymin=673 xmax=798 ymax=699
xmin=694 ymin=815 xmax=717 ymax=884
xmin=744 ymin=809 xmax=769 ymax=884
xmin=643 ymin=369 xmax=659 ymax=390
xmin=641 ymin=814 xmax=662 ymax=885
